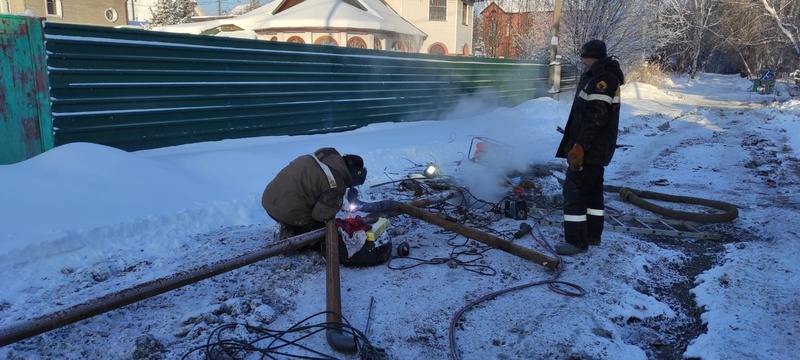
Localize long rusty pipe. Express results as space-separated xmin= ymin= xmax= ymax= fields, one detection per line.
xmin=0 ymin=229 xmax=325 ymax=348
xmin=324 ymin=220 xmax=357 ymax=353
xmin=397 ymin=203 xmax=560 ymax=270
xmin=0 ymin=191 xmax=459 ymax=348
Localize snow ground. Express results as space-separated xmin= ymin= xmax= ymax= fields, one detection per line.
xmin=0 ymin=73 xmax=798 ymax=359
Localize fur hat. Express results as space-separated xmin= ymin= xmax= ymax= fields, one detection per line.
xmin=343 ymin=154 xmax=367 ymax=186
xmin=580 ymin=39 xmax=607 ymax=59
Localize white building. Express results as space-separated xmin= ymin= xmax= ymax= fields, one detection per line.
xmin=384 ymin=0 xmax=475 ymax=55
xmin=154 ymin=0 xmax=476 ymax=55
xmin=126 ymin=0 xmax=156 ymax=24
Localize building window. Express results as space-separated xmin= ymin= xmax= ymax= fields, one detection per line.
xmin=104 ymin=8 xmax=119 ymax=22
xmin=270 ymin=36 xmax=278 ymax=41
xmin=429 ymin=0 xmax=446 ymax=21
xmin=373 ymin=38 xmax=382 ymax=50
xmin=462 ymin=44 xmax=469 ymax=56
xmin=314 ymin=36 xmax=338 ymax=46
xmin=462 ymin=3 xmax=468 ymax=25
xmin=347 ymin=36 xmax=367 ymax=48
xmin=428 ymin=43 xmax=447 ymax=55
xmin=286 ymin=36 xmax=305 ymax=44
xmin=46 ymin=0 xmax=62 ymax=16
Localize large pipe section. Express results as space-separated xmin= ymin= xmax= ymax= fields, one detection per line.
xmin=0 ymin=191 xmax=459 ymax=348
xmin=0 ymin=229 xmax=325 ymax=347
xmin=324 ymin=220 xmax=358 ymax=353
xmin=397 ymin=203 xmax=560 ymax=270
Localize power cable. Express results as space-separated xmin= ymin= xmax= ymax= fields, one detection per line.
xmin=447 ymin=222 xmax=586 ymax=360
xmin=181 ymin=311 xmax=384 ymax=360
xmin=386 ymin=231 xmax=498 ymax=276
xmin=367 ymin=166 xmax=588 ymax=358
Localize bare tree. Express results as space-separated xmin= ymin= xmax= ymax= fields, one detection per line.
xmin=759 ymin=0 xmax=800 ymax=58
xmin=511 ymin=12 xmax=551 ymax=60
xmin=510 ymin=1 xmax=553 ymax=61
xmin=473 ymin=12 xmax=486 ymax=56
xmin=659 ymin=0 xmax=726 ymax=78
xmin=559 ymin=0 xmax=666 ymax=69
xmin=481 ymin=10 xmax=502 ymax=58
xmin=676 ymin=0 xmax=799 ymax=78
xmin=710 ymin=1 xmax=780 ymax=77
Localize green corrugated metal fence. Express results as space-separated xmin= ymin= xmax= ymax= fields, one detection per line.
xmin=0 ymin=16 xmax=53 ymax=164
xmin=2 ymin=15 xmax=576 ymax=163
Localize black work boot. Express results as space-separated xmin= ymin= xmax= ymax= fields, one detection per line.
xmin=587 ymin=214 xmax=604 ymax=246
xmin=561 ymin=219 xmax=588 ymax=255
xmin=555 ymin=242 xmax=588 ymax=256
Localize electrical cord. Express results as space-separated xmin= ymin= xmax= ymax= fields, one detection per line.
xmin=447 ymin=222 xmax=586 ymax=360
xmin=364 ymin=167 xmax=588 ymax=358
xmin=181 ymin=311 xmax=385 ymax=360
xmin=380 ymin=183 xmax=540 ymax=277
xmin=387 ymin=233 xmax=498 ymax=276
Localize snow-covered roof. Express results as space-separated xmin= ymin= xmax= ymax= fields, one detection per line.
xmin=154 ymin=0 xmax=426 ymax=38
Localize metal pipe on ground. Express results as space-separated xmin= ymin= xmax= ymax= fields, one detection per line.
xmin=324 ymin=220 xmax=357 ymax=353
xmin=360 ymin=189 xmax=459 ymax=223
xmin=397 ymin=203 xmax=560 ymax=270
xmin=0 ymin=191 xmax=459 ymax=347
xmin=0 ymin=229 xmax=325 ymax=347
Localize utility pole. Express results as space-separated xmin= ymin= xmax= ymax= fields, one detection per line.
xmin=217 ymin=0 xmax=221 ymax=15
xmin=548 ymin=0 xmax=563 ymax=99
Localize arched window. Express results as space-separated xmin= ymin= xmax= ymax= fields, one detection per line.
xmin=270 ymin=36 xmax=278 ymax=41
xmin=462 ymin=44 xmax=469 ymax=56
xmin=347 ymin=37 xmax=367 ymax=49
xmin=428 ymin=43 xmax=447 ymax=55
xmin=373 ymin=38 xmax=382 ymax=50
xmin=314 ymin=36 xmax=338 ymax=46
xmin=286 ymin=36 xmax=305 ymax=44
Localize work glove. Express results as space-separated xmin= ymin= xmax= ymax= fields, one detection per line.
xmin=567 ymin=144 xmax=584 ymax=172
xmin=346 ymin=187 xmax=360 ymax=205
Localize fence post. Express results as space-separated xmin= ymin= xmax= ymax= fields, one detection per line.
xmin=0 ymin=15 xmax=53 ymax=165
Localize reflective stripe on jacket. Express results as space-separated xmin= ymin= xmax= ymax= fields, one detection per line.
xmin=262 ymin=147 xmax=352 ymax=227
xmin=556 ymin=57 xmax=624 ymax=166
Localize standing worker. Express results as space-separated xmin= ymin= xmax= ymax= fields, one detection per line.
xmin=262 ymin=147 xmax=367 ymax=241
xmin=554 ymin=39 xmax=625 ymax=256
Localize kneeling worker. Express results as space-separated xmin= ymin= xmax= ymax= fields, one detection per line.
xmin=262 ymin=147 xmax=367 ymax=240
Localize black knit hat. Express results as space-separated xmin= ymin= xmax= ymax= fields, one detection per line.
xmin=580 ymin=39 xmax=607 ymax=59
xmin=343 ymin=154 xmax=367 ymax=186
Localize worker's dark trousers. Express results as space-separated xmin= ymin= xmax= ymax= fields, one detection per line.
xmin=562 ymin=163 xmax=606 ymax=247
